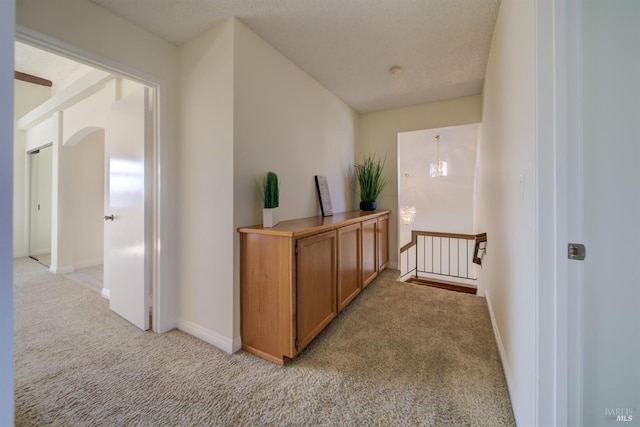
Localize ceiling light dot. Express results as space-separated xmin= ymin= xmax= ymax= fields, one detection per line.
xmin=389 ymin=65 xmax=403 ymax=75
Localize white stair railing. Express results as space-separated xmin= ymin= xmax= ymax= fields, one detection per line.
xmin=400 ymin=231 xmax=487 ymax=285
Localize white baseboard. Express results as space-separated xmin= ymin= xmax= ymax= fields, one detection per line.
xmin=399 ymin=271 xmax=413 ymax=281
xmin=50 ymin=265 xmax=74 ymax=274
xmin=232 ymin=336 xmax=242 ymax=353
xmin=485 ymin=289 xmax=514 ymax=398
xmin=14 ymin=251 xmax=27 ymax=259
xmin=74 ymin=258 xmax=103 ymax=270
xmin=176 ymin=319 xmax=239 ymax=354
xmin=387 ymin=261 xmax=398 ymax=270
xmin=155 ymin=319 xmax=178 ymax=334
xmin=416 ymin=271 xmax=477 ymax=286
xmin=101 ymin=287 xmax=110 ymax=300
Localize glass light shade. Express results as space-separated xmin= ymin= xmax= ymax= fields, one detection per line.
xmin=430 ymin=160 xmax=448 ymax=178
xmin=400 ymin=205 xmax=416 ymax=225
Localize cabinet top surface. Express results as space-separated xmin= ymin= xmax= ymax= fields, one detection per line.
xmin=238 ymin=210 xmax=390 ymax=238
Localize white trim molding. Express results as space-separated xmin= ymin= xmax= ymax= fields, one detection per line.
xmin=176 ymin=319 xmax=240 ymax=354
xmin=49 ymin=264 xmax=73 ymax=275
xmin=15 ymin=23 xmax=171 ymax=334
xmin=485 ymin=289 xmax=513 ymax=395
xmin=533 ymin=0 xmax=580 ymax=425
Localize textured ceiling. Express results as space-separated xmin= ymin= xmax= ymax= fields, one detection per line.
xmin=14 ymin=1 xmax=500 ymax=113
xmin=88 ymin=0 xmax=500 ymax=113
xmin=15 ymin=41 xmax=94 ymax=93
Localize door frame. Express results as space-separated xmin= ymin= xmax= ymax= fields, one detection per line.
xmin=534 ymin=0 xmax=583 ymax=425
xmin=15 ymin=27 xmax=163 ymax=333
xmin=560 ymin=2 xmax=585 ymax=424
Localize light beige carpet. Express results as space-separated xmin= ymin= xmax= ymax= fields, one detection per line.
xmin=14 ymin=257 xmax=515 ymax=426
xmin=63 ymin=264 xmax=104 ymax=294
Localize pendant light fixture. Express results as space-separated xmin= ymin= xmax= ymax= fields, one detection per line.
xmin=400 ymin=173 xmax=416 ymax=225
xmin=400 ymin=205 xmax=416 ymax=225
xmin=430 ymin=135 xmax=448 ymax=178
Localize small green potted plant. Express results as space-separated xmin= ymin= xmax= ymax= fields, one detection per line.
xmin=262 ymin=171 xmax=279 ymax=227
xmin=353 ymin=153 xmax=387 ymax=211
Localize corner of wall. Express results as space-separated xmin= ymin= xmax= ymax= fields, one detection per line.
xmin=176 ymin=318 xmax=238 ymax=354
xmin=177 ymin=17 xmax=236 ymax=349
xmin=50 ymin=265 xmax=74 ymax=275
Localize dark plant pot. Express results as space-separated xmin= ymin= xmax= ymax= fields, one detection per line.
xmin=360 ymin=201 xmax=377 ymax=211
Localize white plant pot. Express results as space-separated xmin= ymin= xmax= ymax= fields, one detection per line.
xmin=263 ymin=207 xmax=279 ymax=228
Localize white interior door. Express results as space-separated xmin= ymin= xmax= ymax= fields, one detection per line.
xmin=105 ymin=86 xmax=149 ymax=330
xmin=568 ymin=2 xmax=640 ymax=425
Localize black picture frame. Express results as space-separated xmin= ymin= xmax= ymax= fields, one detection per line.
xmin=315 ymin=175 xmax=333 ymax=217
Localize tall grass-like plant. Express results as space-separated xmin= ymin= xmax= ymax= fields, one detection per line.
xmin=354 ymin=154 xmax=387 ymax=203
xmin=262 ymin=171 xmax=279 ymax=209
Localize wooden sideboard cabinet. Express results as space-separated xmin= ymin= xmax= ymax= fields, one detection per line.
xmin=378 ymin=213 xmax=389 ymax=270
xmin=238 ymin=210 xmax=390 ymax=365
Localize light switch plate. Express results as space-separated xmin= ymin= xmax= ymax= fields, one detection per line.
xmin=519 ymin=175 xmax=524 ymax=200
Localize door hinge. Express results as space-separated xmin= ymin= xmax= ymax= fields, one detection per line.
xmin=295 ymin=337 xmax=299 ymax=349
xmin=568 ymin=243 xmax=586 ymax=260
xmin=295 ymin=246 xmax=298 ymax=255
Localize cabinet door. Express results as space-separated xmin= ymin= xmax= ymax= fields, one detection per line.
xmin=337 ymin=223 xmax=361 ymax=312
xmin=361 ymin=218 xmax=378 ymax=288
xmin=240 ymin=233 xmax=295 ymax=362
xmin=296 ymin=230 xmax=337 ymax=351
xmin=377 ymin=214 xmax=389 ymax=270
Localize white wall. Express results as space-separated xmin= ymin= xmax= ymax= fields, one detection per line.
xmin=25 ymin=116 xmax=54 ymax=153
xmin=0 ymin=1 xmax=14 ymax=421
xmin=17 ymin=0 xmax=179 ymax=332
xmin=475 ymin=0 xmax=536 ymax=425
xmin=50 ymin=111 xmax=76 ymax=273
xmin=177 ymin=19 xmax=236 ymax=350
xmin=23 ymin=110 xmax=78 ymax=274
xmin=14 ymin=115 xmax=28 ymax=258
xmin=233 ymin=19 xmax=359 ymax=343
xmin=176 ymin=18 xmax=359 ymax=351
xmin=234 ymin=19 xmax=357 ymax=223
xmin=71 ymin=130 xmax=104 ymax=268
xmin=14 ymin=80 xmax=51 ymax=257
xmin=61 ymin=83 xmax=114 ymax=271
xmin=50 ymin=64 xmax=93 ymax=96
xmin=17 ymin=45 xmax=147 ymax=278
xmin=62 ymin=84 xmax=111 ymax=144
xmin=360 ymin=96 xmax=483 ymax=267
xmin=19 ymin=80 xmax=128 ymax=273
xmin=398 ymin=123 xmax=479 ymax=246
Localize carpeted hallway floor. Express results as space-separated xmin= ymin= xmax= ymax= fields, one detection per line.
xmin=14 ymin=257 xmax=515 ymax=426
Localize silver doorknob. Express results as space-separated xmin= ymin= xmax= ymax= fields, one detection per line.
xmin=104 ymin=215 xmax=114 ymax=221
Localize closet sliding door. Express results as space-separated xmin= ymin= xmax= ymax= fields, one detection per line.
xmin=28 ymin=145 xmax=52 ymax=267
